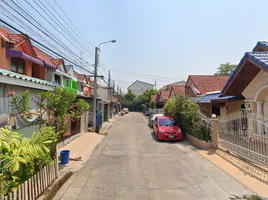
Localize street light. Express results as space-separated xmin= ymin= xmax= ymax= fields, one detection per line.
xmin=92 ymin=40 xmax=116 ymax=132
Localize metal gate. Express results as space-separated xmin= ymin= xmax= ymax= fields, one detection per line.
xmin=218 ymin=110 xmax=268 ymax=168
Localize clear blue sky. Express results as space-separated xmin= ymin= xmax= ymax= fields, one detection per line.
xmin=18 ymin=0 xmax=268 ymax=90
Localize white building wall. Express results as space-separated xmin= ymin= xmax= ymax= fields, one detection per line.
xmin=128 ymin=81 xmax=154 ymax=97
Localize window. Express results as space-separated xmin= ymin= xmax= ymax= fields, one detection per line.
xmin=55 ymin=74 xmax=61 ymax=85
xmin=66 ymin=79 xmax=70 ymax=87
xmin=10 ymin=57 xmax=25 ymax=74
xmin=64 ymin=79 xmax=70 ymax=87
xmin=159 ymin=118 xmax=177 ymax=126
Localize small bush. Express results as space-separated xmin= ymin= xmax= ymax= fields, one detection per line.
xmin=164 ymin=96 xmax=211 ymax=141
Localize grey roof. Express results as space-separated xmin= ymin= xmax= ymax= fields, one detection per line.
xmin=127 ymin=80 xmax=154 ymax=89
xmin=253 ymin=41 xmax=268 ymax=51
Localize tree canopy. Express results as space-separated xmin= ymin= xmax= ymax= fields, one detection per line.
xmin=122 ymin=89 xmax=157 ymax=111
xmin=214 ymin=62 xmax=236 ymax=76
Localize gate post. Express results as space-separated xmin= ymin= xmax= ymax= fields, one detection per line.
xmin=210 ymin=117 xmax=219 ymax=149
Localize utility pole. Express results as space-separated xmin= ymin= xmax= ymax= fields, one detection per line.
xmin=113 ymin=80 xmax=115 ymax=96
xmin=92 ymin=40 xmax=116 ymax=132
xmin=92 ymin=47 xmax=99 ymax=132
xmin=155 ymin=81 xmax=156 ymax=90
xmin=108 ymin=70 xmax=111 ymax=100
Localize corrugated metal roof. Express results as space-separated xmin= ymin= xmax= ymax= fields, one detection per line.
xmin=198 ymin=93 xmax=221 ymax=104
xmin=0 ymin=69 xmax=57 ymax=87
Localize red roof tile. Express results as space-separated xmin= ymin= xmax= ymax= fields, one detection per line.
xmin=0 ymin=26 xmax=12 ymax=39
xmin=172 ymin=86 xmax=185 ymax=96
xmin=33 ymin=46 xmax=54 ymax=65
xmin=75 ymin=72 xmax=87 ymax=82
xmin=161 ymin=90 xmax=170 ymax=101
xmin=51 ymin=59 xmax=63 ymax=67
xmin=185 ymin=86 xmax=196 ymax=97
xmin=188 ymin=75 xmax=229 ymax=95
xmin=151 ymin=95 xmax=156 ymax=101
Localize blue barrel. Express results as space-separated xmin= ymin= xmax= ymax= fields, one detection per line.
xmin=60 ymin=150 xmax=70 ymax=165
xmin=96 ymin=112 xmax=103 ymax=128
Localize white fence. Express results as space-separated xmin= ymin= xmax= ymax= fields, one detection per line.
xmin=218 ymin=111 xmax=268 ymax=168
xmin=0 ymin=159 xmax=59 ymax=200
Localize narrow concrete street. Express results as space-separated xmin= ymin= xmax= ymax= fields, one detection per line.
xmin=57 ymin=112 xmax=252 ymax=200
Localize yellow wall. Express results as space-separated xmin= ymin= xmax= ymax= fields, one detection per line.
xmin=221 ymin=100 xmax=244 ymax=116
xmin=242 ymin=70 xmax=268 ymax=100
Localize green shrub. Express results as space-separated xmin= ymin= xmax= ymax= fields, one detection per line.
xmin=164 ymin=96 xmax=211 ymax=141
xmin=0 ymin=126 xmax=57 ymax=195
xmin=192 ymin=121 xmax=211 ymax=142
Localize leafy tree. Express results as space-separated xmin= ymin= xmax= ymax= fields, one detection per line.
xmin=214 ymin=62 xmax=236 ymax=75
xmin=124 ymin=89 xmax=136 ymax=102
xmin=149 ymin=100 xmax=156 ymax=109
xmin=138 ymin=89 xmax=157 ymax=103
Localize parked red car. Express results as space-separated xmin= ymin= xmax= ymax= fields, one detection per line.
xmin=153 ymin=116 xmax=183 ymax=141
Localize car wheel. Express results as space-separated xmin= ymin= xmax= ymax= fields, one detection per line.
xmin=157 ymin=132 xmax=161 ymax=141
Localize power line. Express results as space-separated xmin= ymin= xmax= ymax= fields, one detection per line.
xmin=28 ymin=0 xmax=94 ymax=61
xmin=101 ymin=65 xmax=183 ymax=81
xmin=53 ymin=0 xmax=95 ymax=50
xmin=0 ymin=18 xmax=94 ymax=74
xmin=36 ymin=0 xmax=95 ymax=58
xmin=1 ymin=0 xmax=90 ymax=66
xmin=43 ymin=0 xmax=95 ymax=56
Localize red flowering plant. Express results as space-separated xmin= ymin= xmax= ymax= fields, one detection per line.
xmin=5 ymin=90 xmax=15 ymax=97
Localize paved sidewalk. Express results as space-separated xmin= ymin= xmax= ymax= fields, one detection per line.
xmin=58 ymin=132 xmax=105 ymax=173
xmin=199 ymin=148 xmax=268 ymax=198
xmin=99 ymin=115 xmax=119 ymax=135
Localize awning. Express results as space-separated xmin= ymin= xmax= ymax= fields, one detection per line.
xmin=198 ymin=93 xmax=221 ymax=104
xmin=211 ymin=95 xmax=244 ymax=103
xmin=55 ymin=70 xmax=76 ymax=80
xmin=6 ymin=49 xmax=44 ymax=66
xmin=6 ymin=49 xmax=56 ymax=70
xmin=44 ymin=61 xmax=56 ymax=69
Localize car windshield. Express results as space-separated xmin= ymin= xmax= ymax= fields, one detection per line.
xmin=159 ymin=118 xmax=177 ymax=126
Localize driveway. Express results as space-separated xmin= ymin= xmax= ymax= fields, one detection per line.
xmin=56 ymin=112 xmax=252 ymax=200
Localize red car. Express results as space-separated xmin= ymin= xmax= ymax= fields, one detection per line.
xmin=153 ymin=116 xmax=183 ymax=141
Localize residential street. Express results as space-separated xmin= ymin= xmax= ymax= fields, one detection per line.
xmin=57 ymin=112 xmax=252 ymax=200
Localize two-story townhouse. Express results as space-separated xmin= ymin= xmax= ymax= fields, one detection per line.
xmin=33 ymin=47 xmax=74 ymax=87
xmin=0 ymin=26 xmax=58 ymax=135
xmin=65 ymin=65 xmax=79 ymax=92
xmin=74 ymin=72 xmax=93 ymax=97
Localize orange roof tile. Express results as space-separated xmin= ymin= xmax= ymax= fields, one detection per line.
xmin=188 ymin=75 xmax=229 ymax=95
xmin=33 ymin=46 xmax=54 ymax=65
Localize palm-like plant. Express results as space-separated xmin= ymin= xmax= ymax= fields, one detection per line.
xmin=0 ymin=127 xmax=55 ymax=172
